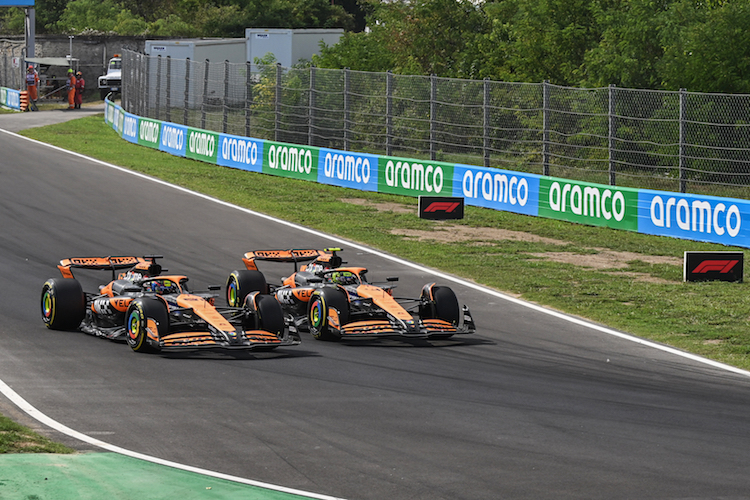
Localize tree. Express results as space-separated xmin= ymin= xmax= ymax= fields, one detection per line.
xmin=482 ymin=0 xmax=603 ymax=85
xmin=582 ymin=0 xmax=673 ymax=89
xmin=315 ymin=0 xmax=486 ymax=78
xmin=659 ymin=0 xmax=750 ymax=93
xmin=54 ymin=0 xmax=146 ymax=34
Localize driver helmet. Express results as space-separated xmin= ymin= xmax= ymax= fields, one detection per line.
xmin=330 ymin=271 xmax=358 ymax=286
xmin=27 ymin=65 xmax=34 ymax=71
xmin=146 ymin=279 xmax=178 ymax=295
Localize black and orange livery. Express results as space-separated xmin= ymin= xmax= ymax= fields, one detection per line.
xmin=41 ymin=256 xmax=300 ymax=353
xmin=227 ymin=248 xmax=476 ymax=341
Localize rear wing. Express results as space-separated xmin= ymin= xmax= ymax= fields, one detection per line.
xmin=241 ymin=248 xmax=342 ymax=272
xmin=58 ymin=255 xmax=163 ymax=280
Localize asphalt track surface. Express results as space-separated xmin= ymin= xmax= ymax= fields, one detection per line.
xmin=2 ymin=109 xmax=750 ymax=499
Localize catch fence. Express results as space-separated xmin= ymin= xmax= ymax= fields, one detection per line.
xmin=122 ymin=50 xmax=750 ymax=198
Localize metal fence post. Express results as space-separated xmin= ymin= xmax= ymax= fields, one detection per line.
xmin=483 ymin=78 xmax=490 ymax=168
xmin=275 ymin=63 xmax=281 ymax=142
xmin=183 ymin=58 xmax=190 ymax=126
xmin=155 ymin=55 xmax=161 ymax=120
xmin=430 ymin=74 xmax=437 ymax=161
xmin=223 ymin=60 xmax=229 ymax=134
xmin=309 ymin=65 xmax=316 ymax=147
xmin=201 ymin=59 xmax=209 ymax=129
xmin=344 ymin=67 xmax=350 ymax=151
xmin=542 ymin=80 xmax=550 ymax=177
xmin=165 ymin=56 xmax=171 ymax=124
xmin=245 ymin=61 xmax=252 ymax=138
xmin=122 ymin=51 xmax=129 ymax=112
xmin=679 ymin=88 xmax=687 ymax=193
xmin=608 ymin=84 xmax=616 ymax=186
xmin=143 ymin=53 xmax=150 ymax=117
xmin=386 ymin=70 xmax=393 ymax=156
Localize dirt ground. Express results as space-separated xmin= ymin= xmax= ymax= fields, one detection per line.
xmin=342 ymin=198 xmax=682 ymax=283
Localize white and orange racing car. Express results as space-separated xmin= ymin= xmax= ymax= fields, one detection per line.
xmin=41 ymin=256 xmax=299 ymax=353
xmin=226 ymin=248 xmax=476 ymax=341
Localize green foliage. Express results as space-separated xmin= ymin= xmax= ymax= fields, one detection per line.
xmin=660 ymin=0 xmax=750 ymax=93
xmin=314 ymin=31 xmax=396 ymax=72
xmin=0 ymin=0 xmax=354 ymax=37
xmin=54 ymin=0 xmax=148 ymax=35
xmin=6 ymin=0 xmax=750 ymax=94
xmin=315 ymin=0 xmax=750 ymax=94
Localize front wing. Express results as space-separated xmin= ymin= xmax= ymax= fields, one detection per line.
xmin=335 ymin=309 xmax=476 ymax=339
xmin=156 ymin=329 xmax=301 ymax=350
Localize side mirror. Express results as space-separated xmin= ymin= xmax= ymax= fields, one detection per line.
xmin=387 ymin=276 xmax=399 ymax=282
xmin=208 ymin=285 xmax=221 ymax=291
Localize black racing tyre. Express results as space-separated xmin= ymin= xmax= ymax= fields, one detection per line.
xmin=307 ymin=288 xmax=349 ymax=341
xmin=226 ymin=270 xmax=267 ymax=307
xmin=421 ymin=285 xmax=460 ymax=339
xmin=254 ymin=294 xmax=285 ymax=337
xmin=41 ymin=278 xmax=86 ymax=330
xmin=125 ymin=298 xmax=168 ymax=353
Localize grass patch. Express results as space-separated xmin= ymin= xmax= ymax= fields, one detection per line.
xmin=19 ymin=114 xmax=750 ymax=371
xmin=0 ymin=415 xmax=74 ymax=454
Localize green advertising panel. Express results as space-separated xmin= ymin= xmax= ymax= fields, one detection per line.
xmin=186 ymin=128 xmax=219 ymax=163
xmin=538 ymin=178 xmax=639 ymax=230
xmin=137 ymin=118 xmax=161 ymax=149
xmin=116 ymin=109 xmax=125 ymax=137
xmin=262 ymin=141 xmax=319 ymax=182
xmin=377 ymin=156 xmax=453 ymax=197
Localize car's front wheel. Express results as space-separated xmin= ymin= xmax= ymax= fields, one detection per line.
xmin=420 ymin=284 xmax=460 ymax=339
xmin=126 ymin=298 xmax=168 ymax=353
xmin=307 ymin=288 xmax=349 ymax=341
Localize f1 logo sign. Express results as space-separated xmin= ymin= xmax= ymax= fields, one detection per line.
xmin=419 ymin=196 xmax=464 ymax=220
xmin=692 ymin=260 xmax=739 ymax=274
xmin=684 ymin=252 xmax=744 ymax=282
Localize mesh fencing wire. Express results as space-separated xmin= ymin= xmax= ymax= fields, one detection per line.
xmin=121 ymin=50 xmax=750 ymax=198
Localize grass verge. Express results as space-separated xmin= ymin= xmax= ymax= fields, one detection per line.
xmin=16 ymin=114 xmax=750 ymax=372
xmin=0 ymin=415 xmax=74 ymax=454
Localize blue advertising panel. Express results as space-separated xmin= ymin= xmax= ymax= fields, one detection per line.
xmin=317 ymin=148 xmax=379 ymax=191
xmin=638 ymin=190 xmax=750 ymax=248
xmin=120 ymin=111 xmax=139 ymax=144
xmin=158 ymin=123 xmax=187 ymax=157
xmin=0 ymin=88 xmax=21 ymax=110
xmin=453 ymin=164 xmax=540 ymax=216
xmin=0 ymin=1 xmax=34 ymax=5
xmin=217 ymin=133 xmax=264 ymax=172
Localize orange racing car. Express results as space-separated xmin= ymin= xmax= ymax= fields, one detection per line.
xmin=226 ymin=248 xmax=476 ymax=341
xmin=41 ymin=256 xmax=300 ymax=353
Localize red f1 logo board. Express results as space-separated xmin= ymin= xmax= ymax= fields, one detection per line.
xmin=419 ymin=196 xmax=465 ymax=220
xmin=684 ymin=251 xmax=744 ymax=282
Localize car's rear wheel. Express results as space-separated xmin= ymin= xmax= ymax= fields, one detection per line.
xmin=421 ymin=285 xmax=460 ymax=339
xmin=41 ymin=278 xmax=86 ymax=330
xmin=307 ymin=288 xmax=349 ymax=341
xmin=226 ymin=270 xmax=267 ymax=307
xmin=126 ymin=298 xmax=167 ymax=353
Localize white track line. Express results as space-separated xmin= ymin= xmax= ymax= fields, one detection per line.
xmin=2 ymin=127 xmax=750 ymax=497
